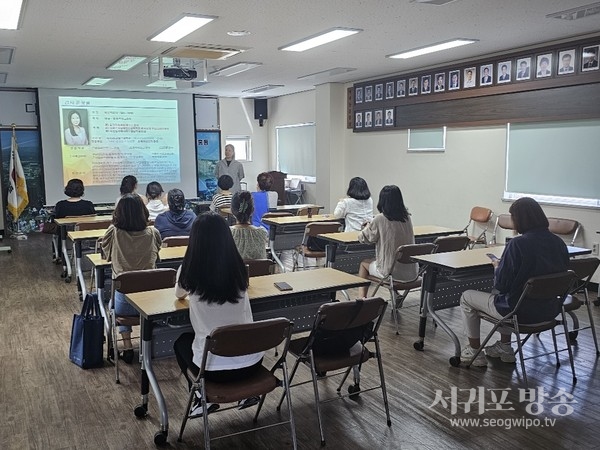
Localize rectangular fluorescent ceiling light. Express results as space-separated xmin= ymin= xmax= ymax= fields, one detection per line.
xmin=546 ymin=2 xmax=600 ymax=20
xmin=210 ymin=62 xmax=262 ymax=77
xmin=242 ymin=84 xmax=284 ymax=94
xmin=387 ymin=38 xmax=477 ymax=59
xmin=149 ymin=14 xmax=217 ymax=43
xmin=0 ymin=0 xmax=25 ymax=30
xmin=83 ymin=77 xmax=113 ymax=86
xmin=298 ymin=67 xmax=356 ymax=80
xmin=279 ymin=27 xmax=362 ymax=52
xmin=107 ymin=55 xmax=147 ymax=71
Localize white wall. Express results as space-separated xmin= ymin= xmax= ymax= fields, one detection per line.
xmin=218 ymin=97 xmax=269 ymax=191
xmin=265 ymin=85 xmax=600 ymax=283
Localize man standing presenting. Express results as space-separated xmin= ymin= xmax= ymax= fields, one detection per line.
xmin=215 ymin=144 xmax=245 ymax=193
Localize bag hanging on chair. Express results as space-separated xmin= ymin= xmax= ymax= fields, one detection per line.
xmin=69 ymin=293 xmax=104 ymax=369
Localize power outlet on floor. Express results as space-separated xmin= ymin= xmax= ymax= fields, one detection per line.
xmin=593 ymin=243 xmax=600 ymax=256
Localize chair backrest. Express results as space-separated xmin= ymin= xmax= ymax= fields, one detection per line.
xmin=113 ymin=268 xmax=177 ymax=294
xmin=205 ymin=318 xmax=293 ymax=358
xmin=464 ymin=206 xmax=493 ymax=247
xmin=75 ymin=219 xmax=112 ymax=231
xmin=547 ymin=217 xmax=581 ymax=245
xmin=395 ymin=242 xmax=437 ymax=264
xmin=433 ymin=235 xmax=470 ymax=253
xmin=517 ymin=271 xmax=576 ymax=305
xmin=162 ymin=236 xmax=189 ymax=248
xmin=315 ymin=297 xmax=387 ymax=332
xmin=470 ymin=206 xmax=493 ymax=224
xmin=244 ymin=258 xmax=274 ymax=277
xmin=296 ymin=207 xmax=320 ymax=216
xmin=304 ymin=221 xmax=343 ymax=238
xmin=569 ymin=257 xmax=600 ymax=289
xmin=491 ymin=213 xmax=515 ymax=245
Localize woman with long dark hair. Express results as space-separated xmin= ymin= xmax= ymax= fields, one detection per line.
xmin=101 ymin=194 xmax=161 ymax=362
xmin=115 ymin=175 xmax=138 ymax=206
xmin=357 ymin=185 xmax=416 ymax=297
xmin=173 ymin=212 xmax=263 ymax=416
xmin=333 ymin=177 xmax=373 ymax=232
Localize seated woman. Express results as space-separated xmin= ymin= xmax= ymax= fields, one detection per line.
xmin=115 ymin=175 xmax=139 ymax=206
xmin=143 ymin=181 xmax=168 ymax=220
xmin=173 ymin=212 xmax=264 ymax=416
xmin=251 ymin=172 xmax=276 ymax=230
xmin=333 ymin=176 xmax=373 ymax=232
xmin=357 ymin=185 xmax=417 ymax=298
xmin=154 ymin=189 xmax=196 ymax=239
xmin=459 ymin=197 xmax=569 ymax=366
xmin=230 ymin=191 xmax=268 ymax=260
xmin=101 ymin=194 xmax=162 ymax=363
xmin=209 ymin=175 xmax=234 ymax=212
xmin=54 ymin=178 xmax=96 ymax=218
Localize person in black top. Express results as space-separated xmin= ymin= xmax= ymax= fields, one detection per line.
xmin=459 ymin=197 xmax=568 ymax=366
xmin=54 ymin=178 xmax=96 ymax=218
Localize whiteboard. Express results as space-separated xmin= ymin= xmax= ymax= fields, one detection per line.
xmin=505 ymin=120 xmax=600 ymax=208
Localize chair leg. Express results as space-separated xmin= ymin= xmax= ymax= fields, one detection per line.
xmin=550 ymin=328 xmax=560 ymax=367
xmin=336 ymin=366 xmax=353 ymax=392
xmin=177 ymin=388 xmax=196 ymax=442
xmin=389 ymin=288 xmax=399 ymax=335
xmin=514 ymin=323 xmax=528 ymax=387
xmin=585 ymin=292 xmax=600 ymax=355
xmin=111 ymin=312 xmax=120 ymax=384
xmin=280 ymin=359 xmax=298 ymax=450
xmin=560 ymin=311 xmax=577 ymax=384
xmin=202 ymin=381 xmax=211 ymax=450
xmin=308 ymin=351 xmax=326 ymax=446
xmin=374 ymin=335 xmax=392 ymax=427
xmin=277 ymin=357 xmax=301 ymax=410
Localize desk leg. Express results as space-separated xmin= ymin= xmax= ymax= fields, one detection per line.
xmin=94 ymin=266 xmax=111 ymax=358
xmin=136 ymin=318 xmax=169 ymax=445
xmin=60 ymin=226 xmax=72 ymax=282
xmin=325 ymin=243 xmax=338 ymax=268
xmin=74 ymin=241 xmax=87 ymax=299
xmin=425 ymin=292 xmax=462 ymax=367
xmin=414 ymin=267 xmax=437 ymax=351
xmin=269 ymin=226 xmax=286 ymax=272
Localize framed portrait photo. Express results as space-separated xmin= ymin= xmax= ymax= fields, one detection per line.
xmin=375 ymin=83 xmax=383 ymax=101
xmin=384 ymin=108 xmax=394 ymax=127
xmin=557 ymin=49 xmax=575 ymax=75
xmin=421 ymin=75 xmax=431 ymax=94
xmin=408 ymin=77 xmax=419 ymax=96
xmin=396 ymin=80 xmax=406 ymax=97
xmin=355 ymin=86 xmax=363 ymax=104
xmin=516 ymin=57 xmax=531 ymax=80
xmin=374 ymin=109 xmax=383 ymax=127
xmin=480 ymin=64 xmax=493 ymax=86
xmin=434 ymin=73 xmax=445 ymax=92
xmin=365 ymin=85 xmax=373 ymax=102
xmin=497 ymin=61 xmax=511 ymax=83
xmin=448 ymin=70 xmax=460 ymax=90
xmin=582 ymin=45 xmax=599 ymax=72
xmin=463 ymin=67 xmax=476 ymax=88
xmin=385 ymin=82 xmax=394 ymax=99
xmin=355 ymin=112 xmax=363 ymax=129
xmin=364 ymin=111 xmax=373 ymax=128
xmin=536 ymin=53 xmax=552 ymax=78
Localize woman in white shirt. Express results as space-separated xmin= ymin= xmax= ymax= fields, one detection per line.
xmin=334 ymin=177 xmax=373 ymax=232
xmin=143 ymin=181 xmax=168 ymax=220
xmin=173 ymin=212 xmax=263 ymax=417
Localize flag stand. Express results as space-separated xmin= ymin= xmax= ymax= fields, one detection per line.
xmin=10 ymin=220 xmax=27 ymax=240
xmin=6 ymin=123 xmax=29 ymax=243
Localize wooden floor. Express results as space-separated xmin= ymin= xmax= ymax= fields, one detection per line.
xmin=2 ymin=233 xmax=600 ymax=450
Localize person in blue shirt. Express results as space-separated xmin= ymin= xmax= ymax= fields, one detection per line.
xmin=460 ymin=197 xmax=568 ymax=366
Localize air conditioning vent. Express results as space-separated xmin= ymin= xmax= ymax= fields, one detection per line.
xmin=546 ymin=1 xmax=600 ymax=20
xmin=163 ymin=44 xmax=245 ymax=60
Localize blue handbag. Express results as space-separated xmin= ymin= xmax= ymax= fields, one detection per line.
xmin=69 ymin=293 xmax=104 ymax=369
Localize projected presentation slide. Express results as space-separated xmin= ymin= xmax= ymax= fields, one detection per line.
xmin=59 ymin=96 xmax=181 ymax=186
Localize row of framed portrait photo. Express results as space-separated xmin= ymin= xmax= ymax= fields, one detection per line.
xmin=354 ymin=44 xmax=599 ymax=102
xmin=354 ymin=108 xmax=394 ymax=129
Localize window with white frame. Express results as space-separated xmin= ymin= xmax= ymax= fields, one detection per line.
xmin=276 ymin=123 xmax=316 ymax=183
xmin=224 ymin=136 xmax=252 ymax=161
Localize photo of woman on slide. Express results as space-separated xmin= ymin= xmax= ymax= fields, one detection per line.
xmin=64 ymin=110 xmax=89 ymax=145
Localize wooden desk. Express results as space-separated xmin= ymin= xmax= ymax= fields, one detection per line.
xmin=55 ymin=216 xmax=116 ymax=283
xmin=262 ymin=214 xmax=343 ymax=271
xmin=271 ymin=203 xmax=323 ymax=214
xmin=318 ymin=225 xmax=465 ymax=273
xmin=412 ymin=245 xmax=592 ymax=366
xmin=68 ymin=229 xmax=107 ymax=298
xmin=125 ymin=268 xmax=369 ymax=444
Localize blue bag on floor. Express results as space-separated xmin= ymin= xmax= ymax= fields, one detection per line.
xmin=69 ymin=293 xmax=104 ymax=369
